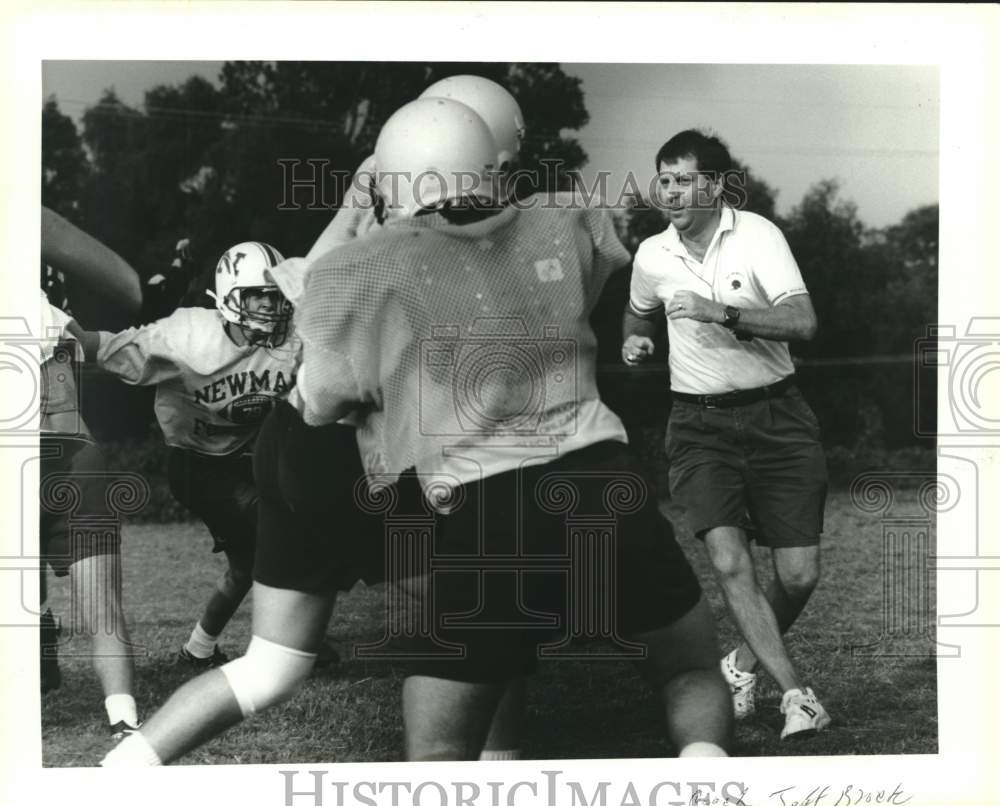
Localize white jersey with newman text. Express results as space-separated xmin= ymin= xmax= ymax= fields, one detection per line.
xmin=97 ymin=307 xmax=301 ymax=455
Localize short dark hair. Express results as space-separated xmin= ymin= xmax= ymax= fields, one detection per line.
xmin=655 ymin=129 xmax=733 ymax=178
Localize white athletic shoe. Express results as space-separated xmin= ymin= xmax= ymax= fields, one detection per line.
xmin=780 ymin=687 xmax=831 ymax=739
xmin=720 ymin=649 xmax=757 ymax=720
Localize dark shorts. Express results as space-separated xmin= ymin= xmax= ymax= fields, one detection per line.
xmin=666 ymin=386 xmax=828 ymax=548
xmin=252 ymin=400 xmax=391 ymax=594
xmin=399 ymin=440 xmax=703 ymax=684
xmin=40 ymin=435 xmax=121 ymax=577
xmin=167 ymin=447 xmax=258 ymax=570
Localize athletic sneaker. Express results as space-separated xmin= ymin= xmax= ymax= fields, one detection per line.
xmin=720 ymin=649 xmax=757 ymax=720
xmin=780 ymin=687 xmax=831 ymax=739
xmin=109 ymin=721 xmax=140 ymax=741
xmin=177 ymin=645 xmax=229 ymax=669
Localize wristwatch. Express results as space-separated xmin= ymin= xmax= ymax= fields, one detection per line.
xmin=722 ymin=305 xmax=741 ymax=330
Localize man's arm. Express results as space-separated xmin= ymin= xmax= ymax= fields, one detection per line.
xmin=64 ymin=319 xmax=100 ymax=363
xmin=92 ymin=318 xmax=184 ymax=385
xmin=41 ymin=207 xmax=142 ymax=316
xmin=305 ymin=155 xmax=378 ymax=262
xmin=666 ymin=290 xmax=817 ymax=342
xmin=621 ymin=305 xmax=660 ymax=365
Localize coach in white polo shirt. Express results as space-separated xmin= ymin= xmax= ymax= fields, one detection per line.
xmin=622 ymin=129 xmax=832 ymax=740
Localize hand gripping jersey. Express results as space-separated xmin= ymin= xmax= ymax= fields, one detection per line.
xmin=97 ymin=307 xmax=301 ymax=456
xmin=296 ymin=194 xmax=630 ymax=498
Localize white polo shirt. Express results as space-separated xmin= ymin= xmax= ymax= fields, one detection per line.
xmin=629 ymin=206 xmax=809 ymax=395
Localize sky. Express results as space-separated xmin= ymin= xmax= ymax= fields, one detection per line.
xmin=41 ymin=60 xmax=938 ymax=228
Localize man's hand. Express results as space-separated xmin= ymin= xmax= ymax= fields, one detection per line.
xmin=622 ymin=334 xmax=655 ymax=366
xmin=666 ymin=290 xmax=724 ymax=323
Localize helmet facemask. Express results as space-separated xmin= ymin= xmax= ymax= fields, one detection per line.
xmin=208 ymin=242 xmax=292 ymax=348
xmin=221 ymin=286 xmax=292 ymax=348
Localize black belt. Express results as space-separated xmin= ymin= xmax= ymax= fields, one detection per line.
xmin=672 ymin=375 xmax=796 ymax=409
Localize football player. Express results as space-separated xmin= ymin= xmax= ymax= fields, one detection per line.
xmin=78 ymin=242 xmax=301 ymax=671
xmin=102 ymin=98 xmax=732 ymax=766
xmin=272 ymin=74 xmax=529 ymax=761
xmin=39 ymin=206 xmax=143 ymax=738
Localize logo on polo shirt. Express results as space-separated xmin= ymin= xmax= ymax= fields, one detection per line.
xmin=534 ymin=258 xmax=564 ymax=282
xmin=725 ymin=271 xmax=746 ymax=292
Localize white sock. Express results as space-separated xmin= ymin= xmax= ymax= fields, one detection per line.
xmin=724 ymin=648 xmax=756 ymax=679
xmin=479 ymin=748 xmax=522 ymax=760
xmin=185 ymin=622 xmax=218 ymax=659
xmin=100 ymin=732 xmax=162 ymax=767
xmin=104 ymin=694 xmax=138 ymax=727
xmin=679 ymin=741 xmax=729 ymax=758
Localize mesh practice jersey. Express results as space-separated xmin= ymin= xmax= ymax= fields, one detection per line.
xmin=296 ymin=194 xmax=630 ymax=498
xmin=97 ymin=307 xmax=301 ymax=455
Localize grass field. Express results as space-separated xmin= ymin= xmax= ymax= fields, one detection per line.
xmin=40 ymin=487 xmax=938 ymax=766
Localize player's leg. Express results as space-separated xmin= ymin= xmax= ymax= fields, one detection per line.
xmin=397 ymin=469 xmax=528 ymax=761
xmin=39 ymin=484 xmax=62 ymax=694
xmin=38 ymin=434 xmax=82 ymax=695
xmin=731 ymin=545 xmax=821 ymax=673
xmin=180 ymin=542 xmax=254 ymax=667
xmin=727 ymin=390 xmax=830 ymax=737
xmin=170 ymin=450 xmax=256 ymax=665
xmin=49 ymin=438 xmax=140 ymax=734
xmin=731 ymin=389 xmax=826 ymax=675
xmin=69 ymin=550 xmax=139 ymax=735
xmin=395 ymin=571 xmax=513 ymax=760
xmin=631 ymin=596 xmax=732 ymax=756
xmin=191 ymin=552 xmax=253 ymax=647
xmin=703 ymin=526 xmax=803 ymax=693
xmin=103 ymin=583 xmax=334 ymax=766
xmin=480 ymin=676 xmax=526 ymax=760
xmin=39 ymin=594 xmax=62 ymax=693
xmin=667 ymin=401 xmax=805 ymax=717
xmin=404 ymin=676 xmax=505 ymax=761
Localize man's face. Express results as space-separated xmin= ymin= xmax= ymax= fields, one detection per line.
xmin=242 ymin=288 xmax=282 ymax=331
xmin=655 ymin=155 xmax=722 ymax=234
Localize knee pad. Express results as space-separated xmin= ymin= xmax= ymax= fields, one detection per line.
xmin=219 ymin=635 xmax=316 ymax=718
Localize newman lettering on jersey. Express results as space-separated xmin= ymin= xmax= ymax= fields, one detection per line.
xmin=96 ymin=306 xmax=301 ymax=455
xmin=194 ymin=369 xmax=292 ymax=405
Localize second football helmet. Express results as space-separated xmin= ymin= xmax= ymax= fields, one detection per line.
xmin=207 ymin=241 xmax=292 ymax=347
xmin=420 ymin=75 xmax=525 ymax=167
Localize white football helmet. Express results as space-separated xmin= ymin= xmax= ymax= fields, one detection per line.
xmin=420 ymin=75 xmax=525 ymax=167
xmin=207 ymin=241 xmax=292 ymax=347
xmin=374 ymin=98 xmax=499 ymax=219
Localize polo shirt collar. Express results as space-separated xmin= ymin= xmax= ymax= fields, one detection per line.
xmin=661 ymin=205 xmax=736 ymax=258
